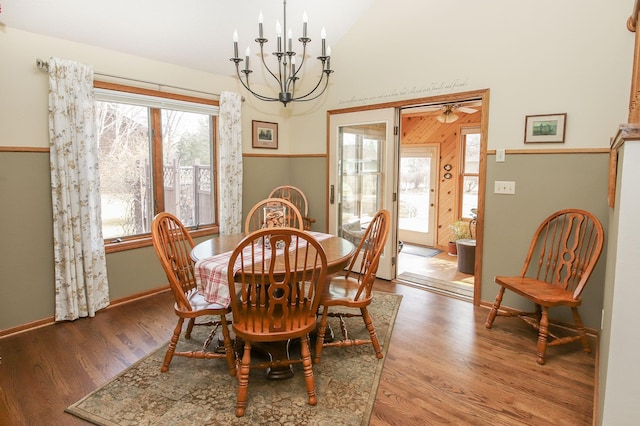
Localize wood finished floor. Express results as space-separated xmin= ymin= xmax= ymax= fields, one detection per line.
xmin=0 ymin=281 xmax=595 ymax=425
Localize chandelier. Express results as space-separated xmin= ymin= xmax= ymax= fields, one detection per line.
xmin=230 ymin=0 xmax=333 ymax=107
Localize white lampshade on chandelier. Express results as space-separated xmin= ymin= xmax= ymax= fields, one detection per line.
xmin=230 ymin=0 xmax=333 ymax=107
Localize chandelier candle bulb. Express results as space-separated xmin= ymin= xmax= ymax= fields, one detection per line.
xmin=276 ymin=21 xmax=282 ymax=52
xmin=321 ymin=27 xmax=326 ymax=56
xmin=302 ymin=11 xmax=308 ymax=38
xmin=233 ymin=30 xmax=239 ymax=58
xmin=288 ymin=29 xmax=292 ymax=52
xmin=258 ymin=12 xmax=264 ymax=38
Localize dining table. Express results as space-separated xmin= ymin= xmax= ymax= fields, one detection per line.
xmin=191 ymin=230 xmax=356 ymax=379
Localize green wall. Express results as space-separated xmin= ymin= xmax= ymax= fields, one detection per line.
xmin=0 ymin=150 xmax=608 ymax=332
xmin=482 ymin=152 xmax=609 ymax=329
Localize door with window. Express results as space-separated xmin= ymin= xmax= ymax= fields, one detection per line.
xmin=398 ymin=146 xmax=438 ymax=247
xmin=328 ymin=108 xmax=397 ymax=280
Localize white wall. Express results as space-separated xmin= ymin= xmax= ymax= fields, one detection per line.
xmin=287 ymin=0 xmax=633 ymax=153
xmin=0 ymin=27 xmax=283 ymax=151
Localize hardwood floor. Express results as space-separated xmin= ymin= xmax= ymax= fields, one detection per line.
xmin=0 ymin=282 xmax=595 ymax=425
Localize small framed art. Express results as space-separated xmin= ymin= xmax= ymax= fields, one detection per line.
xmin=524 ymin=113 xmax=567 ymax=143
xmin=252 ymin=120 xmax=278 ymax=149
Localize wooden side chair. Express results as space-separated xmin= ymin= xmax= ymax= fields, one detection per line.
xmin=227 ymin=228 xmax=328 ymax=417
xmin=485 ymin=208 xmax=604 ymax=364
xmin=314 ymin=209 xmax=391 ymax=364
xmin=269 ymin=185 xmax=316 ymax=230
xmin=151 ymin=212 xmax=236 ymax=375
xmin=244 ymin=197 xmax=304 ymax=233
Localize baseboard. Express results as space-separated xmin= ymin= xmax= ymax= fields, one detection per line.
xmin=0 ymin=285 xmax=170 ymax=339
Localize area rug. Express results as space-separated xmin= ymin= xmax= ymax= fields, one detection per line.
xmin=65 ymin=292 xmax=402 ymax=426
xmin=397 ymin=271 xmax=473 ymax=299
xmin=400 ymin=244 xmax=442 ymax=258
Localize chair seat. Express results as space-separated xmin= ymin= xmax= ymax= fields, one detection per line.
xmin=322 ymin=275 xmax=373 ymax=307
xmin=495 ymin=276 xmax=581 ymax=307
xmin=184 ymin=289 xmax=228 ymax=311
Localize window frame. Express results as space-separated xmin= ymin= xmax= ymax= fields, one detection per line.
xmin=94 ymin=81 xmax=220 ymax=253
xmin=459 ymin=126 xmax=480 ymax=220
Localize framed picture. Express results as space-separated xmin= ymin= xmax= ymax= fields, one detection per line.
xmin=252 ymin=120 xmax=278 ymax=149
xmin=524 ymin=113 xmax=567 ymax=143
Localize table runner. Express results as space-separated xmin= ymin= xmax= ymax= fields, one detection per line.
xmin=194 ymin=231 xmax=331 ymax=307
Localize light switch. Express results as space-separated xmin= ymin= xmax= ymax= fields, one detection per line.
xmin=496 ymin=149 xmax=505 ymax=162
xmin=494 ymin=180 xmax=516 ymax=194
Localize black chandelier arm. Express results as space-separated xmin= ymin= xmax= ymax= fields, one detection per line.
xmin=233 ymin=64 xmax=281 ymax=102
xmin=289 ymin=71 xmax=331 ymax=102
xmin=257 ymin=42 xmax=284 ymax=89
xmin=292 ymin=66 xmax=331 ymax=100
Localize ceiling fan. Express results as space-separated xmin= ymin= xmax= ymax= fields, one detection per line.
xmin=436 ymin=103 xmax=478 ymax=123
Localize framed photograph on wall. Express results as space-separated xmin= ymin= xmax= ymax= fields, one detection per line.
xmin=252 ymin=120 xmax=278 ymax=149
xmin=524 ymin=113 xmax=567 ymax=143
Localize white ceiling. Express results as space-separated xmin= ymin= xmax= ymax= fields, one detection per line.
xmin=1 ymin=0 xmax=375 ymax=77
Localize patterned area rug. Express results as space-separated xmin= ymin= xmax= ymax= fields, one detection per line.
xmin=397 ymin=271 xmax=473 ymax=299
xmin=65 ymin=292 xmax=402 ymax=426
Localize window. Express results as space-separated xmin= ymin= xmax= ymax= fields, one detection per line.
xmin=95 ymin=85 xmax=219 ymax=244
xmin=461 ymin=127 xmax=480 ymax=219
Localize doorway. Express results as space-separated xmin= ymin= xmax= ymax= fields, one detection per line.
xmin=327 ymin=89 xmax=488 ymax=303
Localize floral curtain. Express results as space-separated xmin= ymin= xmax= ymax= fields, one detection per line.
xmin=48 ymin=57 xmax=110 ymax=321
xmin=218 ymin=91 xmax=243 ymax=235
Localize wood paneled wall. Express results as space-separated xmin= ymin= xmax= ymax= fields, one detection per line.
xmin=401 ymin=108 xmax=482 ymax=249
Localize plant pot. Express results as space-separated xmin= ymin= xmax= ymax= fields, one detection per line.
xmin=448 ymin=241 xmax=457 ymax=256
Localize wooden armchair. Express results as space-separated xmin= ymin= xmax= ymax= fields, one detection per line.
xmin=269 ymin=185 xmax=316 ymax=230
xmin=485 ymin=209 xmax=604 ymax=364
xmin=244 ymin=198 xmax=304 ymax=233
xmin=227 ymin=227 xmax=328 ymax=417
xmin=314 ymin=209 xmax=391 ymax=364
xmin=150 ymin=212 xmax=236 ymax=375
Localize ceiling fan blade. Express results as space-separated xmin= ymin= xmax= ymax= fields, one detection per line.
xmin=458 ymin=107 xmax=478 ymax=114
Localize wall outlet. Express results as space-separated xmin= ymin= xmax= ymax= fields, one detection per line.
xmin=494 ymin=180 xmax=516 ymax=194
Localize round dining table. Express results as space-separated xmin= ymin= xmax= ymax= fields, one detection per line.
xmin=191 ymin=231 xmax=356 ymax=379
xmin=191 ymin=231 xmax=355 ymax=275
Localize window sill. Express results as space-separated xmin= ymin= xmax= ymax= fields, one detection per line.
xmin=104 ymin=224 xmax=220 ymax=254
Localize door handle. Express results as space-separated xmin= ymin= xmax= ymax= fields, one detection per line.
xmin=330 ymin=185 xmax=335 ymax=204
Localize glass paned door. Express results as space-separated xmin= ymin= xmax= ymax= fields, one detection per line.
xmin=329 ymin=108 xmax=396 ymax=280
xmin=398 ymin=146 xmax=437 ymax=247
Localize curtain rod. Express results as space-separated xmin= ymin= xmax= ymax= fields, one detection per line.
xmin=35 ymin=58 xmax=240 ymax=100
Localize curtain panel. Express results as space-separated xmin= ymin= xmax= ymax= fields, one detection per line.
xmin=48 ymin=57 xmax=110 ymax=321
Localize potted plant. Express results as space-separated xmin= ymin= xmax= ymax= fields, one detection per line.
xmin=448 ymin=220 xmax=471 ymax=255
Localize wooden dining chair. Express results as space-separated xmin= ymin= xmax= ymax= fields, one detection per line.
xmin=151 ymin=212 xmax=236 ymax=375
xmin=244 ymin=197 xmax=304 ymax=232
xmin=269 ymin=185 xmax=316 ymax=230
xmin=485 ymin=208 xmax=604 ymax=364
xmin=314 ymin=209 xmax=391 ymax=364
xmin=227 ymin=227 xmax=328 ymax=417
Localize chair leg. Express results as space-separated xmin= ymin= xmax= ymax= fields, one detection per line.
xmin=485 ymin=287 xmax=505 ymax=329
xmin=219 ymin=316 xmax=237 ymax=376
xmin=314 ymin=305 xmax=329 ymax=364
xmin=300 ymin=335 xmax=318 ymax=406
xmin=185 ymin=318 xmax=195 ymax=338
xmin=235 ymin=341 xmax=252 ymax=417
xmin=361 ymin=307 xmax=383 ymax=359
xmin=536 ymin=307 xmax=550 ymax=365
xmin=571 ymin=307 xmax=591 ymax=353
xmin=161 ymin=318 xmax=184 ymax=372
